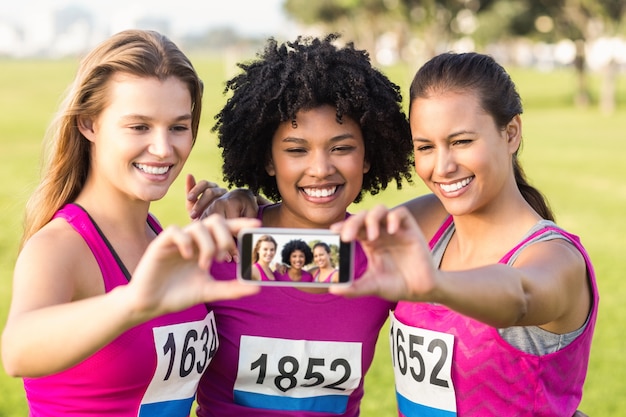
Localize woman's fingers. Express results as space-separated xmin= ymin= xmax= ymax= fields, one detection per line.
xmin=185 ymin=174 xmax=227 ymax=220
xmin=187 ymin=215 xmax=260 ymax=269
xmin=332 ymin=204 xmax=390 ymax=243
xmin=205 ymin=189 xmax=259 ymax=219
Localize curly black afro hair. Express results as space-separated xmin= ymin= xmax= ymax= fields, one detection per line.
xmin=281 ymin=239 xmax=314 ymax=266
xmin=213 ymin=33 xmax=413 ymax=203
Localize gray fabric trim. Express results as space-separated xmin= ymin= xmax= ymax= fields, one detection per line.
xmin=431 ymin=219 xmax=587 ymax=355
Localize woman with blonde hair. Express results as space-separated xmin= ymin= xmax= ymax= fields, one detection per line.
xmin=251 ymin=234 xmax=278 ymax=281
xmin=1 ymin=29 xmax=258 ymax=416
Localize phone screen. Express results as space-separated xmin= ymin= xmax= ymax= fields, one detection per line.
xmin=238 ymin=228 xmax=353 ymax=286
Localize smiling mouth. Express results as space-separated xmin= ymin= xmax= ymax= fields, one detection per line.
xmin=134 ymin=163 xmax=171 ymax=175
xmin=302 ymin=186 xmax=338 ymax=198
xmin=438 ymin=176 xmax=474 ymax=193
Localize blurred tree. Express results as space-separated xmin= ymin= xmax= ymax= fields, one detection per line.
xmin=283 ymin=0 xmax=624 ymax=111
xmin=397 ymin=0 xmax=497 ymax=55
xmin=283 ymin=0 xmax=397 ymax=63
xmin=503 ymin=0 xmax=625 ymax=111
xmin=283 ymin=0 xmax=498 ymax=65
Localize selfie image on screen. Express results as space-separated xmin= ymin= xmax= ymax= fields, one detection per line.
xmin=239 ymin=229 xmax=352 ymax=286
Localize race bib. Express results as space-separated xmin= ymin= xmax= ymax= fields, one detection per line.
xmin=234 ymin=335 xmax=362 ymax=413
xmin=389 ymin=311 xmax=457 ymax=416
xmin=138 ymin=312 xmax=218 ymax=417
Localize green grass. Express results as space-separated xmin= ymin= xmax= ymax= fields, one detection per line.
xmin=1 ymin=57 xmax=624 ymax=416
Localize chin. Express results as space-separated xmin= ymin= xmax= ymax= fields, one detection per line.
xmin=143 ymin=192 xmax=168 ymax=203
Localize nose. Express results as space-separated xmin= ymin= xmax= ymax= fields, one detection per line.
xmin=433 ymin=148 xmax=457 ymax=177
xmin=149 ymin=129 xmax=174 ymax=158
xmin=306 ymin=150 xmax=336 ymax=178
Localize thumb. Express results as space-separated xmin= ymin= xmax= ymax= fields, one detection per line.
xmin=185 ymin=174 xmax=197 ymax=214
xmin=328 ymin=271 xmax=378 ymax=298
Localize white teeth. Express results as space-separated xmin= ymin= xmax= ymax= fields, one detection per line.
xmin=135 ymin=164 xmax=170 ymax=175
xmin=303 ymin=186 xmax=337 ymax=198
xmin=439 ymin=177 xmax=472 ymax=193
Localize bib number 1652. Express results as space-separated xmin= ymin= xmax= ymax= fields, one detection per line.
xmin=389 ymin=312 xmax=456 ymax=414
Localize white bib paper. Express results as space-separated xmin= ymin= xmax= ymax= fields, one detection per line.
xmin=234 ymin=335 xmax=362 ymax=413
xmin=389 ymin=311 xmax=457 ymax=416
xmin=138 ymin=312 xmax=218 ymax=417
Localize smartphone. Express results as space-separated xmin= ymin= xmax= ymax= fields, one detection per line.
xmin=237 ymin=228 xmax=354 ymax=287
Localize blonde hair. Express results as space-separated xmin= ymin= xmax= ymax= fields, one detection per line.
xmin=21 ymin=30 xmax=203 ymax=248
xmin=253 ymin=235 xmax=277 ymax=263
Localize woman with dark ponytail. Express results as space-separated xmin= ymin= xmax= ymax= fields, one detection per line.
xmin=408 ymin=51 xmax=555 ymax=222
xmin=332 ymin=52 xmax=597 ymax=416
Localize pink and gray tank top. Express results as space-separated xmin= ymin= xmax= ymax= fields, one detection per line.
xmin=391 ymin=216 xmax=598 ymax=416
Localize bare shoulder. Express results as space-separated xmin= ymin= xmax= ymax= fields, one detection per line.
xmin=514 ymin=235 xmax=590 ymax=331
xmin=398 ymin=193 xmax=448 ymax=240
xmin=20 ymin=218 xmax=91 ymax=264
xmin=12 ymin=218 xmax=103 ymax=311
xmin=515 ymin=235 xmax=587 ymax=278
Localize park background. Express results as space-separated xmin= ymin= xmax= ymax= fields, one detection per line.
xmin=1 ymin=1 xmax=625 ymax=415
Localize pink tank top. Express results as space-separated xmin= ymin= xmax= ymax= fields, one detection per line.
xmin=23 ymin=204 xmax=216 ymax=417
xmin=391 ymin=217 xmax=599 ymax=416
xmin=274 ymin=269 xmax=314 ymax=282
xmin=196 ymin=207 xmax=395 ymax=416
xmin=314 ymin=269 xmax=338 ymax=283
xmin=254 ymin=262 xmax=274 ymax=281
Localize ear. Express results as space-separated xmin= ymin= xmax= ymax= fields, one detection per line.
xmin=77 ymin=116 xmax=96 ymax=142
xmin=265 ymin=158 xmax=276 ymax=176
xmin=363 ymin=158 xmax=371 ymax=174
xmin=505 ymin=114 xmax=522 ymax=154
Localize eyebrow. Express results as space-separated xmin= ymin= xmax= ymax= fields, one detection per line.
xmin=281 ymin=133 xmax=356 ymax=143
xmin=413 ymin=130 xmax=476 ymax=142
xmin=120 ymin=114 xmax=192 ymax=122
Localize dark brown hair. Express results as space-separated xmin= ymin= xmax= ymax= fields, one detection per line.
xmin=410 ymin=52 xmax=554 ymax=221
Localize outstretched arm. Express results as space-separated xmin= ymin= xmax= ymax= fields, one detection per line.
xmin=330 ymin=205 xmax=590 ymax=331
xmin=2 ymin=215 xmax=260 ymax=377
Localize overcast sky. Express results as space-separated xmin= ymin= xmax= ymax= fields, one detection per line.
xmin=0 ymin=0 xmax=292 ymax=37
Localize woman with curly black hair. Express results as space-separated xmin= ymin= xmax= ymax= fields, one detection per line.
xmin=276 ymin=239 xmax=314 ymax=282
xmin=195 ymin=34 xmax=413 ymax=416
xmin=214 ymin=32 xmax=413 ymax=204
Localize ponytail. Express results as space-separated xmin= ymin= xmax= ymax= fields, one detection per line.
xmin=513 ymin=156 xmax=554 ymax=221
